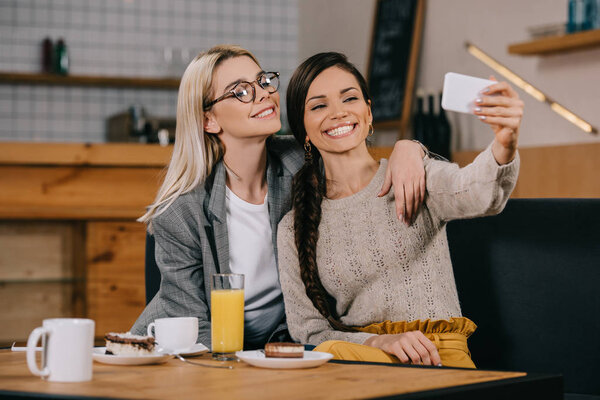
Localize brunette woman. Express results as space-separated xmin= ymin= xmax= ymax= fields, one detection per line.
xmin=278 ymin=52 xmax=522 ymax=366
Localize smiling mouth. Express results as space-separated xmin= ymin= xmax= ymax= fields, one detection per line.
xmin=324 ymin=124 xmax=356 ymax=138
xmin=252 ymin=107 xmax=275 ymax=119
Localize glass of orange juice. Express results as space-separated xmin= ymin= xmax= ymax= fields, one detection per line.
xmin=211 ymin=273 xmax=244 ymax=361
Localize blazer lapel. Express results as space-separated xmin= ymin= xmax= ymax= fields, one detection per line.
xmin=207 ymin=162 xmax=231 ymax=274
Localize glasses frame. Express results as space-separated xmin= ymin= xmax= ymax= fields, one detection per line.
xmin=204 ymin=71 xmax=280 ymax=110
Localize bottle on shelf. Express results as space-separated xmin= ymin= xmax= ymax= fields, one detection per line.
xmin=412 ymin=89 xmax=426 ymax=145
xmin=426 ymin=91 xmax=439 ymax=156
xmin=54 ymin=38 xmax=69 ymax=75
xmin=437 ymin=92 xmax=452 ymax=161
xmin=41 ymin=37 xmax=53 ymax=73
xmin=567 ymin=0 xmax=586 ymax=33
xmin=582 ymin=0 xmax=597 ymax=30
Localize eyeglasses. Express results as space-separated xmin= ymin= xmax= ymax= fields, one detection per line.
xmin=204 ymin=71 xmax=280 ymax=110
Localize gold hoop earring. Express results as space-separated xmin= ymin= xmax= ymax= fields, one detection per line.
xmin=368 ymin=123 xmax=374 ymax=137
xmin=304 ymin=139 xmax=312 ymax=162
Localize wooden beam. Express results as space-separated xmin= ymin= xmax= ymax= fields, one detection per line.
xmin=0 ymin=142 xmax=172 ymax=167
xmin=0 ymin=166 xmax=163 ymax=219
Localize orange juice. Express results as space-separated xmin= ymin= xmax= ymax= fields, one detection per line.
xmin=211 ymin=289 xmax=244 ymax=353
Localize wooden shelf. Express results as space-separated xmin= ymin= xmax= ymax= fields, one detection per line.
xmin=508 ymin=28 xmax=600 ymax=55
xmin=0 ymin=72 xmax=180 ymax=89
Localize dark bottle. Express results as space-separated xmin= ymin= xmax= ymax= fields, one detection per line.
xmin=54 ymin=38 xmax=69 ymax=75
xmin=412 ymin=89 xmax=426 ymax=144
xmin=582 ymin=0 xmax=597 ymax=30
xmin=437 ymin=92 xmax=452 ymax=161
xmin=426 ymin=92 xmax=438 ymax=156
xmin=41 ymin=37 xmax=53 ymax=73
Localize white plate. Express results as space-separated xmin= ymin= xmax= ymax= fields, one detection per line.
xmin=93 ymin=347 xmax=173 ymax=366
xmin=235 ymin=350 xmax=333 ymax=369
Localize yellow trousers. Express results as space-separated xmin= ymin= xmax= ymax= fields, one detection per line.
xmin=313 ymin=317 xmax=477 ymax=369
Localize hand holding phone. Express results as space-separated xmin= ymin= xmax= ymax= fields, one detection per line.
xmin=441 ymin=72 xmax=496 ymax=114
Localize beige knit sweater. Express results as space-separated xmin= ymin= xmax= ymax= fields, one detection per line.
xmin=277 ymin=144 xmax=520 ymax=345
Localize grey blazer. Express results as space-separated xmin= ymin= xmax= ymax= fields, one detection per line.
xmin=131 ymin=136 xmax=304 ymax=347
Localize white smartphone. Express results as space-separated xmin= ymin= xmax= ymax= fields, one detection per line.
xmin=441 ymin=72 xmax=496 ymax=114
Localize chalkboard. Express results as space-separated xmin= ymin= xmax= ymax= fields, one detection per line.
xmin=368 ymin=0 xmax=424 ymax=132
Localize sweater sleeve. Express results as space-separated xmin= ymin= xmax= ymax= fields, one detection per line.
xmin=424 ymin=142 xmax=520 ymax=223
xmin=277 ymin=213 xmax=376 ymax=345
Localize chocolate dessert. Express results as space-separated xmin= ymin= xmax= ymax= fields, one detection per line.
xmin=104 ymin=332 xmax=155 ymax=356
xmin=264 ymin=342 xmax=304 ymax=358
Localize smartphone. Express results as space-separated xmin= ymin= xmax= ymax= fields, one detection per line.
xmin=441 ymin=72 xmax=496 ymax=114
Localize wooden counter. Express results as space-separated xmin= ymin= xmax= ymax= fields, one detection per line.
xmin=0 ymin=142 xmax=172 ymax=343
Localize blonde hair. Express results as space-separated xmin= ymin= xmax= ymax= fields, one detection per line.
xmin=139 ymin=45 xmax=261 ymax=230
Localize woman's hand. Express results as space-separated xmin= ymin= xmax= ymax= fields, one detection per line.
xmin=364 ymin=331 xmax=442 ymax=366
xmin=379 ymin=140 xmax=426 ymax=225
xmin=473 ymin=77 xmax=523 ymax=165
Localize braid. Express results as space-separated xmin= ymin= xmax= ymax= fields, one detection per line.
xmin=292 ymin=150 xmax=356 ymax=332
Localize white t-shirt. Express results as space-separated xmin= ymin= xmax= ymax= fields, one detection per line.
xmin=225 ymin=186 xmax=285 ymax=346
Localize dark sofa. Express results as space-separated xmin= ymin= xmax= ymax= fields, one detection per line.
xmin=145 ymin=198 xmax=600 ymax=399
xmin=448 ymin=199 xmax=600 ymax=399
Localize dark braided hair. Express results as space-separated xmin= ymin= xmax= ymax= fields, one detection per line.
xmin=286 ymin=52 xmax=372 ymax=332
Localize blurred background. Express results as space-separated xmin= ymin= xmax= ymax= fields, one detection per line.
xmin=1 ymin=0 xmax=598 ymax=344
xmin=1 ymin=0 xmax=599 ymax=148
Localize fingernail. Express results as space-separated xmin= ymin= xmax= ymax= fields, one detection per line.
xmin=478 ymin=115 xmax=486 ymax=120
xmin=437 ymin=363 xmax=443 ymax=367
xmin=482 ymin=88 xmax=490 ymax=93
xmin=475 ymin=98 xmax=483 ymax=103
xmin=474 ymin=107 xmax=482 ymax=112
xmin=399 ymin=214 xmax=404 ymax=222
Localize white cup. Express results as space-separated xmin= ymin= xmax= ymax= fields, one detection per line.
xmin=147 ymin=317 xmax=198 ymax=353
xmin=26 ymin=318 xmax=94 ymax=382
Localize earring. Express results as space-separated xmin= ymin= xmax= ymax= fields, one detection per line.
xmin=304 ymin=138 xmax=312 ymax=162
xmin=368 ymin=123 xmax=374 ymax=137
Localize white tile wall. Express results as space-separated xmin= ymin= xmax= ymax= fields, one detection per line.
xmin=0 ymin=0 xmax=299 ymax=142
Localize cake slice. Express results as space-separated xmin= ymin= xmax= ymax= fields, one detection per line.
xmin=264 ymin=342 xmax=304 ymax=358
xmin=104 ymin=332 xmax=155 ymax=356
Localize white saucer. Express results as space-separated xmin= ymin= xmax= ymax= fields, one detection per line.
xmin=235 ymin=350 xmax=333 ymax=369
xmin=93 ymin=347 xmax=173 ymax=366
xmin=165 ymin=343 xmax=209 ymax=356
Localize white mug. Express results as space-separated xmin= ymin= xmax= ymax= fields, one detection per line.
xmin=26 ymin=318 xmax=95 ymax=382
xmin=147 ymin=317 xmax=198 ymax=352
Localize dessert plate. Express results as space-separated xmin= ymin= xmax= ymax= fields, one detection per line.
xmin=235 ymin=350 xmax=333 ymax=369
xmin=93 ymin=347 xmax=173 ymax=366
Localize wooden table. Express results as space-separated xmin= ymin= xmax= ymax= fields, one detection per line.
xmin=0 ymin=350 xmax=562 ymax=399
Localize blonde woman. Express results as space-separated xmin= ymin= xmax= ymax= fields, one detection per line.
xmin=130 ymin=45 xmax=427 ymax=349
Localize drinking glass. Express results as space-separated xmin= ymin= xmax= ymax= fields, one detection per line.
xmin=211 ymin=273 xmax=244 ymax=361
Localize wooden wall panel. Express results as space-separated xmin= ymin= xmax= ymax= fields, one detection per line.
xmin=0 ymin=222 xmax=75 ymax=280
xmin=452 ymin=142 xmax=600 ymax=198
xmin=0 ymin=222 xmax=85 ymax=345
xmin=0 ymin=166 xmax=164 ymax=219
xmin=370 ymin=143 xmax=600 ymax=198
xmin=0 ymin=282 xmax=79 ymax=343
xmin=86 ymin=221 xmax=146 ymax=337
